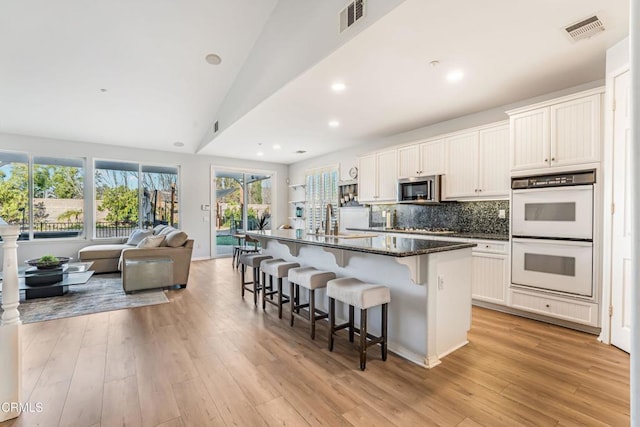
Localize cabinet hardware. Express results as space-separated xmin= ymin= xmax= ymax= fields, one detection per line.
xmin=545 ymin=304 xmax=550 ymax=308
xmin=551 ymin=157 xmax=555 ymax=161
xmin=544 ymin=158 xmax=548 ymax=163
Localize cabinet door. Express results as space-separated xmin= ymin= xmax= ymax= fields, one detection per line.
xmin=472 ymin=253 xmax=507 ymax=305
xmin=550 ymin=94 xmax=601 ymax=167
xmin=397 ymin=145 xmax=420 ymax=178
xmin=510 ymin=108 xmax=550 ymax=171
xmin=444 ymin=132 xmax=478 ymax=199
xmin=357 ymin=154 xmax=377 ymax=202
xmin=420 ymin=139 xmax=445 ymax=175
xmin=377 ymin=149 xmax=398 ymax=201
xmin=478 ymin=124 xmax=510 ymax=197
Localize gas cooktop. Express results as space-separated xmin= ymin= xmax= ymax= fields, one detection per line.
xmin=392 ymin=227 xmax=455 ymax=234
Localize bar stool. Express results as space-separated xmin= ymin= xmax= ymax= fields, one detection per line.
xmin=260 ymin=259 xmax=300 ymax=318
xmin=235 ymin=235 xmax=260 ymax=269
xmin=327 ymin=277 xmax=390 ymax=371
xmin=239 ymin=253 xmax=272 ymax=306
xmin=288 ymin=267 xmax=336 ymax=339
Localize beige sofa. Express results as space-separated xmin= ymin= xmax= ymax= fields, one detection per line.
xmin=78 ymin=225 xmax=194 ymax=287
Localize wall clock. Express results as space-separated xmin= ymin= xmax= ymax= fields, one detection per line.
xmin=349 ymin=166 xmax=358 ymax=179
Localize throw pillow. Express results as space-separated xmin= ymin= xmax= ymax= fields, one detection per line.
xmin=164 ymin=230 xmax=188 ymax=248
xmin=158 ymin=226 xmax=176 ymax=236
xmin=126 ymin=229 xmax=153 ymax=246
xmin=152 ymin=224 xmax=167 ymax=235
xmin=137 ymin=235 xmax=165 ymax=248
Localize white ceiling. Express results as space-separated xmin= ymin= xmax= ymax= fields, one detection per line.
xmin=201 ymin=0 xmax=630 ymax=164
xmin=0 ymin=0 xmax=630 ymax=163
xmin=0 ymin=0 xmax=278 ymax=153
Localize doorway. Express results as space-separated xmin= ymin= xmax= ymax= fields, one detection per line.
xmin=212 ymin=167 xmax=273 ymax=258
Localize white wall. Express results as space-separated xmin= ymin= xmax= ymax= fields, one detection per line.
xmin=288 ymin=79 xmax=605 ymax=188
xmin=200 ymin=0 xmax=406 ymax=149
xmin=0 ymin=132 xmax=289 ymax=264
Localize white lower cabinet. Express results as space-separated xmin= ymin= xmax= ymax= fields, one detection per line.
xmin=471 ymin=241 xmax=508 ymax=305
xmin=509 ymin=289 xmax=599 ymax=327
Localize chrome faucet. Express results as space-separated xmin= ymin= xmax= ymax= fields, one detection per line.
xmin=325 ymin=203 xmax=333 ymax=235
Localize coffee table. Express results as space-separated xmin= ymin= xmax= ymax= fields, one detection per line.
xmin=0 ymin=262 xmax=95 ymax=300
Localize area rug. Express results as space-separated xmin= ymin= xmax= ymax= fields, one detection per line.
xmin=0 ymin=273 xmax=169 ymax=324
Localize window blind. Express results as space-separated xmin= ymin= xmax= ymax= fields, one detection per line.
xmin=305 ymin=165 xmax=338 ymax=232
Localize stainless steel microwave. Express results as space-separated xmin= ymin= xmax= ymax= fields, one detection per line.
xmin=397 ymin=176 xmax=441 ymax=203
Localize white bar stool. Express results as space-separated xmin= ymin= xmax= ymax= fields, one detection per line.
xmin=287 ymin=267 xmax=336 ymax=339
xmin=239 ymin=253 xmax=272 ymax=306
xmin=260 ymin=259 xmax=300 ymax=318
xmin=327 ymin=277 xmax=390 ymax=371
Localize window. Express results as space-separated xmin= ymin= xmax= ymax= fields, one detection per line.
xmin=0 ymin=152 xmax=29 ymax=239
xmin=306 ymin=165 xmax=338 ymax=233
xmin=33 ymin=157 xmax=84 ymax=239
xmin=142 ymin=165 xmax=179 ymax=228
xmin=94 ymin=160 xmax=179 ymax=238
xmin=0 ymin=151 xmax=84 ymax=240
xmin=95 ymin=160 xmax=139 ymax=238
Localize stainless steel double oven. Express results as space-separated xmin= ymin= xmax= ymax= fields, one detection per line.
xmin=511 ymin=170 xmax=595 ymax=297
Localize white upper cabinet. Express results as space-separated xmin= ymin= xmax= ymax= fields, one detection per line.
xmin=397 ymin=145 xmax=420 ymax=179
xmin=444 ymin=132 xmax=478 ymax=199
xmin=397 ymin=138 xmax=445 ymax=178
xmin=357 ymin=153 xmax=377 ymax=202
xmin=444 ymin=122 xmax=509 ymax=200
xmin=509 ymin=89 xmax=603 ymax=172
xmin=357 ymin=148 xmax=398 ymax=203
xmin=420 ymin=139 xmax=445 ymax=176
xmin=510 ymin=108 xmax=549 ymax=171
xmin=478 ymin=124 xmax=510 ymax=197
xmin=550 ymin=94 xmax=601 ymax=167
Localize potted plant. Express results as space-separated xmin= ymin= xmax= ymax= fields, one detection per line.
xmin=256 ymin=212 xmax=270 ymax=231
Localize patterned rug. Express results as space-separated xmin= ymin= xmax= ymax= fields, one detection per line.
xmin=0 ymin=273 xmax=169 ymax=324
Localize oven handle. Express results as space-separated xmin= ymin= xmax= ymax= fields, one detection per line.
xmin=511 ymin=237 xmax=593 ymax=247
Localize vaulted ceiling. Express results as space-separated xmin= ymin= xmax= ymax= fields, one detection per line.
xmin=0 ymin=0 xmax=630 ymax=163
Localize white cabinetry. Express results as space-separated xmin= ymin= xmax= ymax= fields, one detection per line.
xmin=443 ymin=122 xmax=509 ymax=200
xmin=471 ymin=241 xmax=508 ymax=305
xmin=509 ymin=89 xmax=602 ymax=172
xmin=398 ymin=139 xmax=445 ymax=178
xmin=357 ymin=149 xmax=398 ymax=203
xmin=509 ymin=289 xmax=599 ymax=327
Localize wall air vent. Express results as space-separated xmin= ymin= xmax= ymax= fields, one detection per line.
xmin=213 ymin=120 xmax=219 ymax=133
xmin=564 ymin=15 xmax=605 ymax=42
xmin=340 ymin=0 xmax=366 ymax=33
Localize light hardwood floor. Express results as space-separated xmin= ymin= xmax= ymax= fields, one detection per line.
xmin=1 ymin=258 xmax=629 ymax=427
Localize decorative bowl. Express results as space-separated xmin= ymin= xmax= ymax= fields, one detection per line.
xmin=25 ymin=256 xmax=71 ymax=270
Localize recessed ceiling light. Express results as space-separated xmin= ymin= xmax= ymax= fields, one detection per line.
xmin=446 ymin=70 xmax=464 ymax=82
xmin=331 ymin=82 xmax=346 ymax=92
xmin=429 ymin=60 xmax=440 ymax=68
xmin=256 ymin=151 xmax=264 ymax=156
xmin=273 ymin=144 xmax=281 ymax=150
xmin=205 ymin=54 xmax=222 ymax=65
xmin=173 ymin=141 xmax=184 ymax=147
xmin=328 ymin=120 xmax=340 ymax=128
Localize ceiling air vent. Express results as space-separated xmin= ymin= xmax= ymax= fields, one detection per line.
xmin=565 ymin=15 xmax=605 ymax=42
xmin=340 ymin=0 xmax=366 ymax=33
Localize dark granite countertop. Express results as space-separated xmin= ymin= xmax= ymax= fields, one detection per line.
xmin=347 ymin=227 xmax=509 ymax=242
xmin=246 ymin=230 xmax=476 ymax=258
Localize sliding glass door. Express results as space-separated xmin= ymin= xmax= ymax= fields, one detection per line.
xmin=214 ymin=169 xmax=272 ymax=257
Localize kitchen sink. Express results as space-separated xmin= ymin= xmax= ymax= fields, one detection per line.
xmin=308 ymin=232 xmax=377 ymax=239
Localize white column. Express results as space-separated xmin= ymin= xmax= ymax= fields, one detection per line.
xmin=0 ymin=225 xmax=22 ymax=422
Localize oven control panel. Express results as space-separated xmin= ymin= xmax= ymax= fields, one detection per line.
xmin=512 ymin=170 xmax=596 ymax=189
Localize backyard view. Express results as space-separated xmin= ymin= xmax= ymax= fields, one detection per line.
xmin=215 ymin=171 xmax=271 ymax=257
xmin=0 ymin=154 xmax=179 ymax=240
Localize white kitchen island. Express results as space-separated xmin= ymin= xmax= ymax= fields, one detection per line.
xmin=247 ymin=230 xmax=475 ymax=368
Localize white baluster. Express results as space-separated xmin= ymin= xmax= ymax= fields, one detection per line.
xmin=0 ymin=224 xmax=22 ymax=422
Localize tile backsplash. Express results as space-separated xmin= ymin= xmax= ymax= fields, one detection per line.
xmin=370 ymin=200 xmax=509 ymax=235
